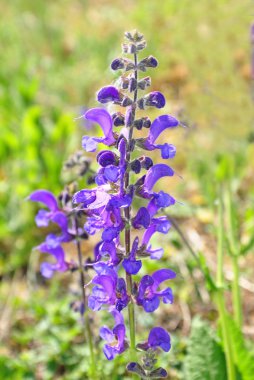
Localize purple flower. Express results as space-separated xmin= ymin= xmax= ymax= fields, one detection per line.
xmin=148 ymin=327 xmax=171 ymax=352
xmin=138 ymin=327 xmax=171 ymax=352
xmin=122 ymin=237 xmax=142 ymax=275
xmin=136 ymin=269 xmax=175 ymax=312
xmin=97 ymin=86 xmax=120 ymax=104
xmin=82 ymin=108 xmax=115 ymax=152
xmin=36 ymin=243 xmax=68 ymax=278
xmin=100 ymin=309 xmax=127 ymax=360
xmin=29 ymin=190 xmax=59 ymax=227
xmin=88 ymin=268 xmax=129 ymax=311
xmin=136 ymin=115 xmax=178 ymax=159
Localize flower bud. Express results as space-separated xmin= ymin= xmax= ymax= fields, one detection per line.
xmin=122 ymin=43 xmax=137 ymax=54
xmin=140 ymin=156 xmax=153 ymax=170
xmin=138 ymin=76 xmax=151 ymax=90
xmin=138 ymin=56 xmax=158 ymax=71
xmin=129 ymin=77 xmax=137 ymax=92
xmin=97 ymin=86 xmax=120 ymax=104
xmin=138 ymin=91 xmax=165 ymax=109
xmin=125 ymin=30 xmax=144 ymax=42
xmin=97 ymin=150 xmax=116 ymax=167
xmin=112 ymin=112 xmax=125 ymax=126
xmin=136 ymin=41 xmax=147 ymax=51
xmin=121 ymin=95 xmax=133 ymax=107
xmin=134 ymin=117 xmax=151 ymax=130
xmin=111 ymin=58 xmax=125 ymax=71
xmin=130 ymin=159 xmax=141 ymax=174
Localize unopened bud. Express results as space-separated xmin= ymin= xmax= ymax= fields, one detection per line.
xmin=112 ymin=112 xmax=125 ymax=126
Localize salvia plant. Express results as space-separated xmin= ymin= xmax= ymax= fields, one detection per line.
xmin=29 ymin=30 xmax=183 ymax=379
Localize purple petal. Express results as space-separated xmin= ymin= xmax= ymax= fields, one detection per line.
xmin=145 ymin=91 xmax=166 ymax=109
xmin=35 ymin=209 xmax=50 ymax=227
xmin=111 ymin=309 xmax=124 ymax=325
xmin=92 ymin=275 xmax=116 ymax=300
xmin=97 ymin=86 xmax=120 ymax=104
xmin=138 ymin=275 xmax=154 ymax=299
xmin=102 ymin=227 xmax=119 ymax=242
xmin=152 ymin=269 xmax=176 ymax=288
xmin=88 ymin=190 xmax=111 ymax=210
xmin=72 ymin=190 xmax=96 ymax=205
xmin=51 ymin=211 xmax=69 ymax=233
xmin=100 ymin=326 xmax=114 ymax=343
xmin=29 ymin=190 xmax=58 ymax=211
xmin=97 ymin=150 xmax=116 ymax=167
xmin=143 ymin=296 xmax=160 ymax=312
xmin=132 ymin=207 xmax=150 ymax=229
xmin=148 ymin=115 xmax=179 ymax=144
xmin=122 ymin=258 xmax=142 ymax=275
xmin=149 ymin=247 xmax=164 ymax=260
xmin=113 ymin=323 xmax=126 ymax=348
xmin=148 ymin=327 xmax=171 ymax=352
xmin=84 ymin=108 xmax=115 ymax=148
xmin=40 ymin=262 xmax=55 ymax=278
xmin=82 ymin=136 xmax=98 ymax=152
xmin=103 ymin=345 xmax=115 ymax=360
xmin=158 ymin=143 xmax=176 ymax=159
xmin=144 ymin=164 xmax=174 ymax=193
xmin=104 ymin=165 xmax=119 ymax=182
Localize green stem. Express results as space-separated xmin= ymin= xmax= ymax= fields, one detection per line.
xmin=232 ymin=255 xmax=242 ymax=328
xmin=124 ymin=51 xmax=138 ymax=357
xmin=215 ymin=190 xmax=236 ymax=380
xmin=225 ymin=183 xmax=242 ymax=328
xmin=74 ymin=216 xmax=96 ymax=378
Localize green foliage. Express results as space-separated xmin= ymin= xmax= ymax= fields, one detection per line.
xmin=184 ymin=318 xmax=227 ymax=380
xmin=225 ymin=316 xmax=254 ymax=380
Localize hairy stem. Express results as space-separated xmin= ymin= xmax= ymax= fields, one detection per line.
xmin=124 ymin=52 xmax=138 ymax=356
xmin=74 ymin=216 xmax=96 ymax=378
xmin=215 ymin=191 xmax=236 ymax=380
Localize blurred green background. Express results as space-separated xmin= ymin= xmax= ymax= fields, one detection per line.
xmin=0 ymin=0 xmax=254 ymax=379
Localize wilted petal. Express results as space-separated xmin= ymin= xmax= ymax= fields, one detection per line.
xmin=29 ymin=190 xmax=58 ymax=211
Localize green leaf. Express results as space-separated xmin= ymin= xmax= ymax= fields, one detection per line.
xmin=226 ymin=316 xmax=254 ymax=380
xmin=184 ymin=318 xmax=227 ymax=380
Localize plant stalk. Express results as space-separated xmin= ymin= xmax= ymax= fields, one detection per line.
xmin=74 ymin=216 xmax=96 ymax=378
xmin=225 ymin=183 xmax=242 ymax=328
xmin=124 ymin=51 xmax=138 ymax=357
xmin=215 ymin=191 xmax=236 ymax=380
